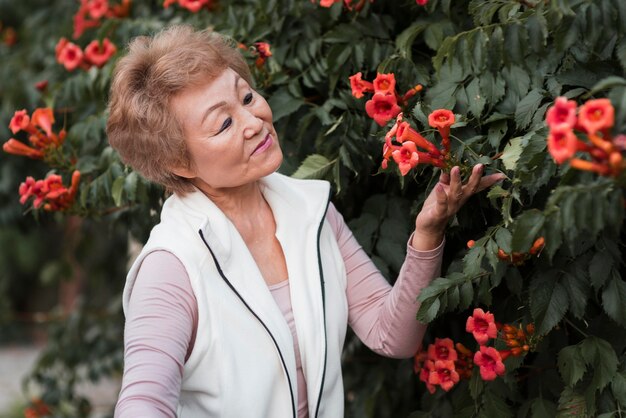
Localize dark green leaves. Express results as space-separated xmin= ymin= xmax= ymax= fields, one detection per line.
xmin=529 ymin=270 xmax=569 ymax=335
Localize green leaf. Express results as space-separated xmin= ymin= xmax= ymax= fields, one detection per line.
xmin=561 ymin=268 xmax=589 ymax=319
xmin=111 ymin=176 xmax=125 ymax=207
xmin=611 ymin=372 xmax=626 ymax=405
xmin=416 ymin=297 xmax=440 ymax=323
xmin=601 ymin=272 xmax=626 ymax=327
xmin=396 ymin=21 xmax=427 ymax=60
xmin=511 ymin=210 xmax=545 ymax=252
xmin=482 ymin=390 xmax=514 ymax=418
xmin=558 ymin=345 xmax=586 ymax=386
xmin=459 ymin=281 xmax=474 ymax=310
xmin=291 ymin=154 xmax=335 ymax=179
xmin=556 ymin=387 xmax=587 ymax=417
xmin=587 ymin=76 xmax=626 ymax=96
xmin=463 ymin=244 xmax=486 ymax=277
xmin=500 ymin=137 xmax=524 ymax=171
xmin=579 ymin=337 xmax=618 ymax=391
xmin=466 ymin=77 xmax=486 ymax=118
xmin=589 ymin=251 xmax=614 ymax=290
xmin=267 ymin=87 xmax=305 ymax=121
xmin=529 ymin=270 xmax=569 ymax=335
xmin=515 ymin=88 xmax=544 ymax=130
xmin=531 ymin=398 xmax=557 ymax=418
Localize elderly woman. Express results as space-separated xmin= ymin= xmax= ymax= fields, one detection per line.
xmin=107 ymin=25 xmax=503 ymax=418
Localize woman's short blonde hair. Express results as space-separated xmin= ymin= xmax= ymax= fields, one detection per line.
xmin=106 ymin=25 xmax=252 ymax=195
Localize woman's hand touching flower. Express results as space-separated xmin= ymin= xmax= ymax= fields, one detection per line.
xmin=412 ymin=164 xmax=506 ymax=250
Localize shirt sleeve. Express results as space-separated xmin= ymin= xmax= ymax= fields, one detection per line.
xmin=326 ymin=203 xmax=443 ymax=359
xmin=114 ymin=250 xmax=198 ymax=418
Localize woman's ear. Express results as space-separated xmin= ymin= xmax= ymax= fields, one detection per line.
xmin=169 ymin=160 xmax=196 ymax=179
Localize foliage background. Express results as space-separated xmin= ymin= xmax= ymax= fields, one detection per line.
xmin=1 ymin=0 xmax=626 ymax=416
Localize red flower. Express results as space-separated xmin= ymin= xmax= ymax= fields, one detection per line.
xmin=373 ymin=73 xmax=396 ymax=95
xmin=396 ymin=121 xmax=441 ymax=156
xmin=365 ymin=93 xmax=401 ymax=126
xmin=427 ymin=338 xmax=458 ymax=362
xmin=19 ymin=171 xmax=81 ymax=211
xmin=3 ymin=27 xmax=17 ymax=46
xmin=454 ymin=342 xmax=474 ymax=380
xmin=419 ymin=359 xmax=437 ymax=394
xmin=254 ymin=42 xmax=272 ymax=59
xmin=392 ymin=142 xmax=420 ymax=176
xmin=320 ymin=0 xmax=340 ymax=6
xmin=34 ymin=80 xmax=48 ymax=92
xmin=107 ymin=0 xmax=131 ymax=17
xmin=416 ymin=0 xmax=428 ymax=5
xmin=31 ymin=108 xmax=55 ymax=137
xmin=3 ymin=139 xmax=44 ymax=159
xmin=545 ymin=96 xmax=577 ymax=129
xmin=466 ymin=308 xmax=497 ymax=345
xmin=73 ymin=0 xmax=102 ymax=39
xmin=84 ymin=38 xmax=117 ymax=67
xmin=9 ymin=109 xmax=30 ymax=134
xmin=427 ymin=360 xmax=460 ymax=391
xmin=428 ymin=109 xmax=455 ymax=140
xmin=578 ymin=98 xmax=614 ymax=135
xmin=253 ymin=42 xmax=272 ymax=68
xmin=87 ymin=0 xmax=109 ymax=19
xmin=547 ymin=124 xmax=578 ymax=164
xmin=178 ymin=0 xmax=211 ymax=12
xmin=56 ymin=40 xmax=84 ymax=71
xmin=473 ymin=346 xmax=506 ymax=381
xmin=349 ymin=72 xmax=374 ymax=99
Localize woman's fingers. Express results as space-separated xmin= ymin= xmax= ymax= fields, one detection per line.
xmin=475 ymin=172 xmax=507 ymax=193
xmin=462 ymin=164 xmax=483 ymax=197
xmin=448 ymin=166 xmax=463 ymax=204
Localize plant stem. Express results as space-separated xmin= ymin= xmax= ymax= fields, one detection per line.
xmin=564 ymin=317 xmax=589 ymax=338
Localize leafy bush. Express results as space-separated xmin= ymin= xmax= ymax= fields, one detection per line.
xmin=2 ymin=0 xmax=626 ymax=416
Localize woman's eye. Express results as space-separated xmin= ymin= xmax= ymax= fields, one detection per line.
xmin=217 ymin=117 xmax=232 ymax=134
xmin=243 ymin=92 xmax=253 ymax=105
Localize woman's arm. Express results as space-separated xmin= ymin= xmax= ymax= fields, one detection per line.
xmin=327 ymin=204 xmax=442 ymax=359
xmin=332 ymin=164 xmax=504 ymax=359
xmin=115 ymin=250 xmax=198 ymax=418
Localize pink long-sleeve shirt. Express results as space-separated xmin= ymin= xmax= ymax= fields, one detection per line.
xmin=115 ymin=203 xmax=443 ymax=417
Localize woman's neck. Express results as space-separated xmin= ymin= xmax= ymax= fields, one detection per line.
xmin=194 ymin=180 xmax=273 ymax=236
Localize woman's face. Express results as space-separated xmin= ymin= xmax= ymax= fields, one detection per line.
xmin=170 ymin=68 xmax=283 ymax=193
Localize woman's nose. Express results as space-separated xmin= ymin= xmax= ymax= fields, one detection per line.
xmin=242 ymin=108 xmax=264 ymax=140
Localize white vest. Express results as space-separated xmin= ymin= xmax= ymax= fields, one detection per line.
xmin=123 ymin=173 xmax=349 ymax=417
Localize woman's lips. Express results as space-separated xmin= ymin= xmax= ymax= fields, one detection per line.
xmin=252 ymin=134 xmax=273 ymax=155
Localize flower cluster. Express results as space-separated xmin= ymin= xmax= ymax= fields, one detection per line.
xmin=413 ymin=338 xmax=474 ymax=394
xmin=163 ymin=0 xmax=214 ymax=12
xmin=24 ymin=399 xmax=51 ymax=418
xmin=500 ymin=323 xmax=537 ymax=358
xmin=468 ymin=236 xmax=545 ymax=266
xmin=254 ymin=42 xmax=272 ymax=66
xmin=19 ymin=171 xmax=81 ymax=212
xmin=414 ymin=308 xmax=524 ymax=393
xmin=55 ymin=37 xmax=117 ymax=71
xmin=545 ymin=97 xmax=625 ymax=177
xmin=3 ymin=108 xmax=65 ymax=160
xmin=381 ymin=109 xmax=455 ymax=176
xmin=73 ymin=0 xmax=131 ymax=39
xmin=349 ymin=72 xmax=422 ymax=126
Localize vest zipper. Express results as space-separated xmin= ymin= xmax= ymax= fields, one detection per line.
xmin=198 ymin=229 xmax=297 ymax=418
xmin=313 ymin=193 xmax=331 ymax=418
